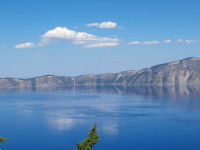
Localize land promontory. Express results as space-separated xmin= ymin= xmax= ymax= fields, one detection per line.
xmin=1 ymin=57 xmax=200 ymax=87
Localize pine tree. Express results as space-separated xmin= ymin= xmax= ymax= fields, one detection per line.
xmin=76 ymin=123 xmax=100 ymax=150
xmin=0 ymin=136 xmax=8 ymax=150
xmin=0 ymin=137 xmax=8 ymax=143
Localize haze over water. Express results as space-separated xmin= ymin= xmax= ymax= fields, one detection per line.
xmin=0 ymin=85 xmax=200 ymax=150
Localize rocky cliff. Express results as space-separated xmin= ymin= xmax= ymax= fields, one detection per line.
xmin=1 ymin=57 xmax=200 ymax=87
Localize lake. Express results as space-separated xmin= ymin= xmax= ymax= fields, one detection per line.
xmin=0 ymin=85 xmax=200 ymax=150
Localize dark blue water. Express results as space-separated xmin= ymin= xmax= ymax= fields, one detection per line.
xmin=0 ymin=85 xmax=200 ymax=150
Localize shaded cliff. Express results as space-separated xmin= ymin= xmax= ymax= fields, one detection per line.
xmin=1 ymin=57 xmax=200 ymax=87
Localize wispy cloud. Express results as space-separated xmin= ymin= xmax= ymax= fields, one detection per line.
xmin=176 ymin=39 xmax=198 ymax=44
xmin=164 ymin=39 xmax=171 ymax=43
xmin=73 ymin=41 xmax=87 ymax=44
xmin=176 ymin=39 xmax=183 ymax=43
xmin=86 ymin=21 xmax=122 ymax=29
xmin=83 ymin=42 xmax=119 ymax=48
xmin=129 ymin=39 xmax=199 ymax=45
xmin=1 ymin=46 xmax=5 ymax=49
xmin=15 ymin=42 xmax=35 ymax=48
xmin=185 ymin=39 xmax=197 ymax=44
xmin=128 ymin=41 xmax=141 ymax=45
xmin=15 ymin=27 xmax=119 ymax=48
xmin=86 ymin=23 xmax=99 ymax=27
xmin=128 ymin=40 xmax=159 ymax=45
xmin=143 ymin=41 xmax=159 ymax=44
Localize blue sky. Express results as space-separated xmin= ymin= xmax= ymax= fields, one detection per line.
xmin=1 ymin=0 xmax=199 ymax=78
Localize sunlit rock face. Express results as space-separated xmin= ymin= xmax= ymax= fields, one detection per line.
xmin=139 ymin=57 xmax=200 ymax=85
xmin=1 ymin=57 xmax=200 ymax=87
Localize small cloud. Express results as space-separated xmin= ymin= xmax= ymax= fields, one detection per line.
xmin=34 ymin=53 xmax=44 ymax=56
xmin=15 ymin=42 xmax=35 ymax=48
xmin=164 ymin=39 xmax=171 ymax=43
xmin=86 ymin=23 xmax=99 ymax=27
xmin=176 ymin=39 xmax=183 ymax=43
xmin=144 ymin=41 xmax=159 ymax=44
xmin=1 ymin=46 xmax=5 ymax=49
xmin=106 ymin=49 xmax=110 ymax=51
xmin=114 ymin=56 xmax=118 ymax=58
xmin=128 ymin=41 xmax=159 ymax=45
xmin=185 ymin=39 xmax=197 ymax=44
xmin=86 ymin=21 xmax=120 ymax=29
xmin=83 ymin=43 xmax=119 ymax=48
xmin=128 ymin=41 xmax=141 ymax=45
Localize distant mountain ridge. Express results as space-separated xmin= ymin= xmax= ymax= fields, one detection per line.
xmin=1 ymin=57 xmax=200 ymax=87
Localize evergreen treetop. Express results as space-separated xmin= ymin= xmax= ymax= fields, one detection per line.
xmin=76 ymin=123 xmax=100 ymax=150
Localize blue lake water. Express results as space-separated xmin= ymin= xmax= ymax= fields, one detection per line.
xmin=0 ymin=85 xmax=200 ymax=150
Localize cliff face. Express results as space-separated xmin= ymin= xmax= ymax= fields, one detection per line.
xmin=129 ymin=57 xmax=200 ymax=85
xmin=1 ymin=57 xmax=200 ymax=87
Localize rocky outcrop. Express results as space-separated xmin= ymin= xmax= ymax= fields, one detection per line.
xmin=1 ymin=57 xmax=200 ymax=87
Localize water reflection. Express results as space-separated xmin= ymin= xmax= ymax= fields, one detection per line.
xmin=1 ymin=85 xmax=200 ymax=135
xmin=1 ymin=85 xmax=200 ymax=98
xmin=43 ymin=95 xmax=121 ymax=135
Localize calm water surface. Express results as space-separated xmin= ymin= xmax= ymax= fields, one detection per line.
xmin=0 ymin=85 xmax=200 ymax=150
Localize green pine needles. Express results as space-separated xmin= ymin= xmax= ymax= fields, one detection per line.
xmin=0 ymin=136 xmax=8 ymax=150
xmin=0 ymin=136 xmax=8 ymax=143
xmin=76 ymin=123 xmax=100 ymax=150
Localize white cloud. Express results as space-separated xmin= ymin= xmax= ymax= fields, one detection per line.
xmin=42 ymin=27 xmax=77 ymax=40
xmin=15 ymin=42 xmax=35 ymax=48
xmin=128 ymin=41 xmax=159 ymax=45
xmin=98 ymin=22 xmax=117 ymax=28
xmin=144 ymin=41 xmax=159 ymax=44
xmin=106 ymin=49 xmax=110 ymax=51
xmin=128 ymin=41 xmax=141 ymax=45
xmin=185 ymin=39 xmax=196 ymax=44
xmin=15 ymin=27 xmax=119 ymax=48
xmin=176 ymin=39 xmax=183 ymax=43
xmin=41 ymin=27 xmax=118 ymax=44
xmin=83 ymin=42 xmax=119 ymax=48
xmin=86 ymin=23 xmax=99 ymax=27
xmin=1 ymin=46 xmax=5 ymax=49
xmin=86 ymin=21 xmax=119 ymax=28
xmin=164 ymin=39 xmax=171 ymax=43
